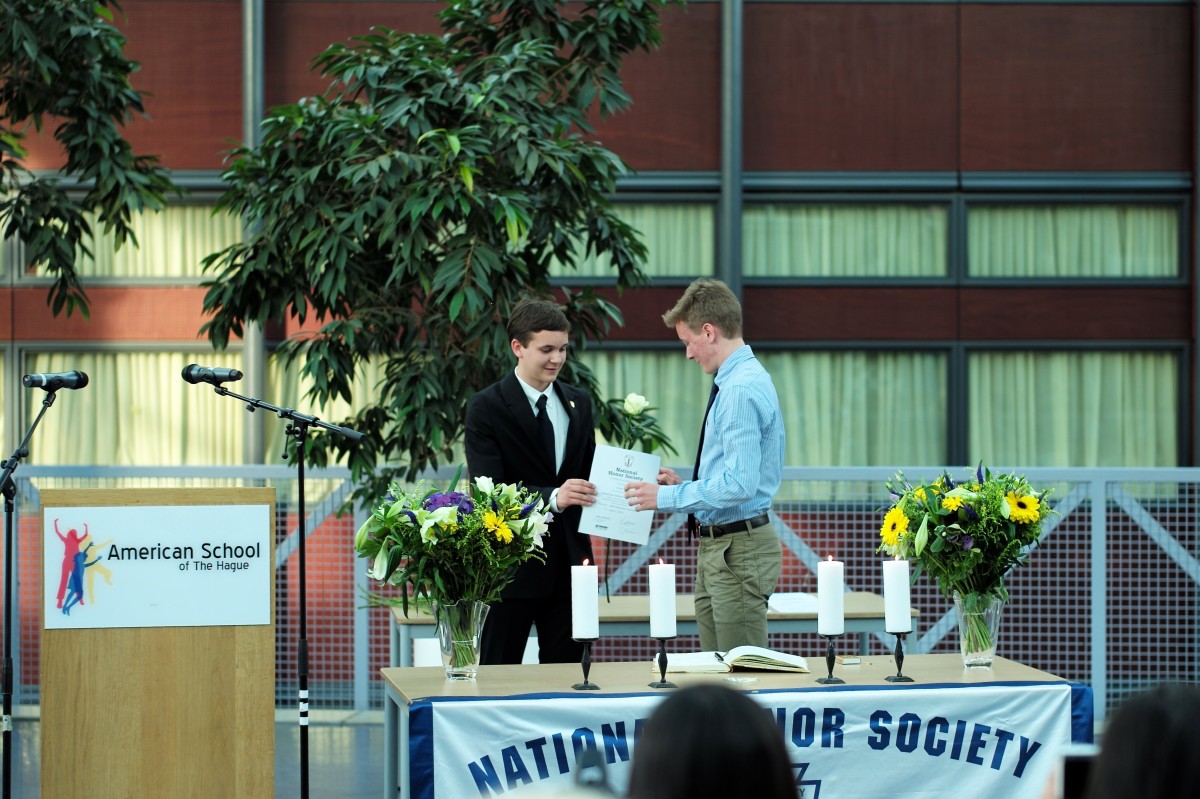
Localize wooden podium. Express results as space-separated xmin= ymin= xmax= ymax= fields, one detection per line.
xmin=39 ymin=488 xmax=276 ymax=798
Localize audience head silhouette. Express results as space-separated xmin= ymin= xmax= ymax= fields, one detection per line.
xmin=1085 ymin=682 xmax=1200 ymax=799
xmin=626 ymin=684 xmax=799 ymax=799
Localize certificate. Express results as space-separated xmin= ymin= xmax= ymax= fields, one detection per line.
xmin=578 ymin=445 xmax=660 ymax=544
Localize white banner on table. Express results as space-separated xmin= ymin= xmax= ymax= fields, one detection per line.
xmin=43 ymin=504 xmax=272 ymax=629
xmin=416 ymin=682 xmax=1072 ymax=799
xmin=578 ymin=444 xmax=660 ymax=544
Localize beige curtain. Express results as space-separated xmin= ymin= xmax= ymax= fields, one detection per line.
xmin=969 ymin=351 xmax=1178 ymax=466
xmin=760 ymin=351 xmax=947 ymax=467
xmin=263 ymin=356 xmax=470 ymax=468
xmin=74 ymin=205 xmax=243 ymax=279
xmin=22 ymin=352 xmax=245 ymax=465
xmin=743 ymin=204 xmax=948 ymax=277
xmin=581 ymin=349 xmax=947 ymax=468
xmin=579 ymin=351 xmax=709 ymax=464
xmin=968 ymin=205 xmax=1177 ymax=277
xmin=549 ymin=203 xmax=713 ymax=278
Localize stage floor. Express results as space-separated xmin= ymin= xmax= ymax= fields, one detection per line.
xmin=4 ymin=711 xmax=384 ymax=798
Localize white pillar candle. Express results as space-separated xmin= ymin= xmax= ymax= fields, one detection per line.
xmin=571 ymin=561 xmax=599 ymax=639
xmin=648 ymin=561 xmax=677 ymax=638
xmin=883 ymin=558 xmax=913 ymax=633
xmin=817 ymin=556 xmax=845 ymax=636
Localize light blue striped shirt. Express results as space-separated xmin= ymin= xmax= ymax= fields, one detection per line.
xmin=658 ymin=345 xmax=785 ymax=525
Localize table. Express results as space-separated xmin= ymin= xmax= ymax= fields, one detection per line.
xmin=381 ymin=655 xmax=1093 ymax=799
xmin=390 ymin=590 xmax=903 ymax=666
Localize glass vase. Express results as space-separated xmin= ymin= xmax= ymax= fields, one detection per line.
xmin=434 ymin=600 xmax=490 ymax=680
xmin=952 ymin=591 xmax=1005 ymax=668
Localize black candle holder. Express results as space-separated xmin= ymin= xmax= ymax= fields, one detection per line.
xmin=816 ymin=634 xmax=846 ymax=684
xmin=573 ymin=639 xmax=600 ymax=690
xmin=649 ymin=637 xmax=677 ymax=689
xmin=884 ymin=631 xmax=915 ymax=683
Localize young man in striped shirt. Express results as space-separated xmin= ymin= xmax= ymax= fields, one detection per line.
xmin=624 ymin=278 xmax=786 ymax=651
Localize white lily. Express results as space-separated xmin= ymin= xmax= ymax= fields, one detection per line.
xmin=354 ymin=517 xmax=373 ymax=550
xmin=420 ymin=506 xmax=457 ymax=543
xmin=368 ymin=546 xmax=389 ymax=580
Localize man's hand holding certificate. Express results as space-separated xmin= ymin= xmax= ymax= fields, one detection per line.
xmin=578 ymin=445 xmax=660 ymax=544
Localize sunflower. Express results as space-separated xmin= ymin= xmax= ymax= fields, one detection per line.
xmin=1006 ymin=492 xmax=1041 ymax=524
xmin=880 ymin=506 xmax=909 ymax=548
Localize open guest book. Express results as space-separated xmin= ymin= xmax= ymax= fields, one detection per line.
xmin=657 ymin=645 xmax=810 ymax=674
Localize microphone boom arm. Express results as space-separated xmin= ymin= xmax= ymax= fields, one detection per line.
xmin=208 ymin=384 xmax=365 ymax=444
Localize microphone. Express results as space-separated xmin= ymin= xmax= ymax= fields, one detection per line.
xmin=181 ymin=364 xmax=244 ymax=386
xmin=22 ymin=371 xmax=89 ymax=391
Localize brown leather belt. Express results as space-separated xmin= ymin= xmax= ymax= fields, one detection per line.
xmin=699 ymin=513 xmax=771 ymax=538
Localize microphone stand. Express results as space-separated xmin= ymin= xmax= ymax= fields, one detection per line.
xmin=199 ymin=381 xmax=362 ymax=799
xmin=1 ymin=389 xmax=62 ymax=799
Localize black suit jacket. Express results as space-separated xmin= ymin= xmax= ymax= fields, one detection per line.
xmin=464 ymin=372 xmax=596 ymax=600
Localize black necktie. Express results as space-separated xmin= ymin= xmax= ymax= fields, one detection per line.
xmin=688 ymin=383 xmax=719 ymax=538
xmin=536 ymin=394 xmax=556 ymax=469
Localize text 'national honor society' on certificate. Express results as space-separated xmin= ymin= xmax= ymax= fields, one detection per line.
xmin=578 ymin=445 xmax=660 ymax=545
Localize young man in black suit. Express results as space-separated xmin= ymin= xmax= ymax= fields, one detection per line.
xmin=465 ymin=298 xmax=598 ymax=664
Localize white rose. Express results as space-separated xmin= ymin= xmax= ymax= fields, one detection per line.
xmin=623 ymin=393 xmax=649 ymax=416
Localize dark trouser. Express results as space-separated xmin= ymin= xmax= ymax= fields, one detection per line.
xmin=480 ymin=592 xmax=584 ymax=664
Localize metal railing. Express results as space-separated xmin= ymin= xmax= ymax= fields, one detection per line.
xmin=3 ymin=465 xmax=1196 ymax=723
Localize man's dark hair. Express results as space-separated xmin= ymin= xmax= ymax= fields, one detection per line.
xmin=507 ymin=298 xmax=570 ymax=345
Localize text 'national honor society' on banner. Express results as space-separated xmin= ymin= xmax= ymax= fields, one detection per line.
xmin=43 ymin=503 xmax=272 ymax=630
xmin=416 ymin=682 xmax=1078 ymax=799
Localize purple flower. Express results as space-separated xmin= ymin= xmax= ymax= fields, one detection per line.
xmin=960 ymin=535 xmax=974 ymax=551
xmin=385 ymin=491 xmax=396 ymax=503
xmin=519 ymin=501 xmax=537 ymax=519
xmin=457 ymin=497 xmax=475 ymax=517
xmin=964 ymin=505 xmax=978 ymax=522
xmin=401 ymin=509 xmax=418 ymax=525
xmin=976 ymin=464 xmax=984 ymax=484
xmin=423 ymin=491 xmax=467 ymax=511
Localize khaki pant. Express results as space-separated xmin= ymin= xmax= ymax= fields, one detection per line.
xmin=694 ymin=523 xmax=782 ymax=651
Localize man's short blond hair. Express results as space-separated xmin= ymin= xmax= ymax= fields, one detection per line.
xmin=662 ymin=278 xmax=743 ymax=338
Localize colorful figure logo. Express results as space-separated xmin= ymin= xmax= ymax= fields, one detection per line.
xmin=54 ymin=518 xmax=113 ymax=615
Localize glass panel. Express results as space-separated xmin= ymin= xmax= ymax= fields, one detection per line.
xmin=968 ymin=205 xmax=1178 ymax=278
xmin=549 ymin=203 xmax=713 ymax=279
xmin=23 ymin=351 xmax=245 ymax=465
xmin=969 ymin=351 xmax=1178 ymax=466
xmin=71 ymin=205 xmax=243 ymax=279
xmin=743 ymin=204 xmax=948 ymax=277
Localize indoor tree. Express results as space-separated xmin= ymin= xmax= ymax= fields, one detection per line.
xmin=0 ymin=0 xmax=179 ymax=318
xmin=200 ymin=0 xmax=679 ymax=501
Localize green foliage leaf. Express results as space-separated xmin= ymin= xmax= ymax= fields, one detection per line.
xmin=1 ymin=0 xmax=182 ymax=318
xmin=195 ymin=1 xmax=675 ymax=504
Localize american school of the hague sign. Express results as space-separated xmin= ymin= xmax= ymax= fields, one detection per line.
xmin=43 ymin=503 xmax=271 ymax=630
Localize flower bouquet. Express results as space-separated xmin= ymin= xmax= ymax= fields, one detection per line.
xmin=878 ymin=465 xmax=1053 ymax=666
xmin=354 ymin=471 xmax=551 ymax=677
